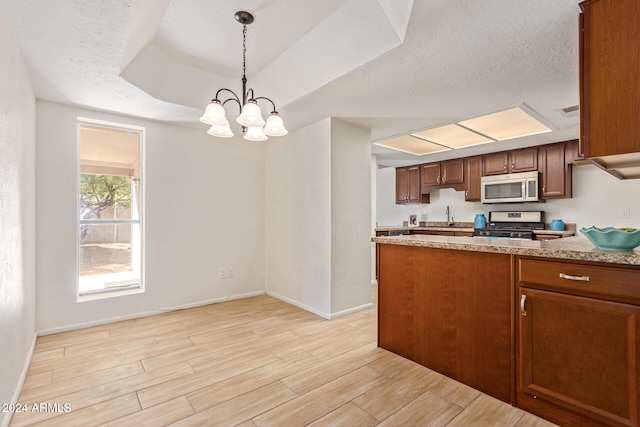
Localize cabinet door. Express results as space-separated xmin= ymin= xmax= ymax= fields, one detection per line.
xmin=420 ymin=163 xmax=441 ymax=187
xmin=518 ymin=287 xmax=640 ymax=427
xmin=464 ymin=156 xmax=482 ymax=201
xmin=539 ymin=142 xmax=571 ymax=199
xmin=441 ymin=159 xmax=464 ymax=185
xmin=581 ymin=0 xmax=640 ymax=158
xmin=510 ymin=147 xmax=538 ymax=173
xmin=482 ymin=152 xmax=509 ymax=175
xmin=407 ymin=166 xmax=421 ymax=203
xmin=395 ymin=167 xmax=409 ymax=204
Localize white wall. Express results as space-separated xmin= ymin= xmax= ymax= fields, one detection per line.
xmin=377 ymin=163 xmax=640 ymax=229
xmin=330 ymin=119 xmax=372 ymax=315
xmin=265 ymin=119 xmax=333 ymax=316
xmin=265 ymin=118 xmax=372 ymax=318
xmin=36 ymin=101 xmax=266 ymax=333
xmin=0 ymin=12 xmax=37 ymax=427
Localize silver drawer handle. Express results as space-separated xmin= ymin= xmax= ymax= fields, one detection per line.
xmin=559 ymin=273 xmax=590 ymax=282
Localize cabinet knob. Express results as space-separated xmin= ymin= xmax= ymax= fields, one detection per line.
xmin=437 ymin=176 xmax=440 ymax=184
xmin=503 ymin=164 xmax=507 ymax=170
xmin=442 ymin=175 xmax=446 ymax=183
xmin=511 ymin=164 xmax=515 ymax=169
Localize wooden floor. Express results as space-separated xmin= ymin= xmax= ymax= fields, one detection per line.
xmin=11 ymin=286 xmax=556 ymax=426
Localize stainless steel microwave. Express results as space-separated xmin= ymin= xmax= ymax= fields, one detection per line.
xmin=480 ymin=171 xmax=540 ymax=203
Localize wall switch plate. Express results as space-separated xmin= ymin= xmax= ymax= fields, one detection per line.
xmin=620 ymin=208 xmax=630 ymax=218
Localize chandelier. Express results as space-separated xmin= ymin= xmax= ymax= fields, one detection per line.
xmin=199 ymin=11 xmax=288 ymax=141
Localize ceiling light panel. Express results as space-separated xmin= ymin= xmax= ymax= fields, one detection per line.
xmin=411 ymin=124 xmax=494 ymax=149
xmin=458 ymin=106 xmax=551 ymax=141
xmin=374 ymin=135 xmax=452 ymax=156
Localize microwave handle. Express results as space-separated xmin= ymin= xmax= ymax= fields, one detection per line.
xmin=522 ymin=181 xmax=526 ymax=197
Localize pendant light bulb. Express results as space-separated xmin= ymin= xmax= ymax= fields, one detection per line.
xmin=264 ymin=112 xmax=288 ymax=136
xmin=236 ymin=101 xmax=265 ymax=127
xmin=200 ymin=100 xmax=228 ymax=126
xmin=244 ymin=125 xmax=268 ymax=141
xmin=207 ymin=120 xmax=234 ymax=138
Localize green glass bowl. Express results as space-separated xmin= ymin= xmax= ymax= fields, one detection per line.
xmin=580 ymin=226 xmax=640 ymax=250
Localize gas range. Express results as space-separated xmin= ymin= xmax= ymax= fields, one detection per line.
xmin=473 ymin=211 xmax=545 ymax=240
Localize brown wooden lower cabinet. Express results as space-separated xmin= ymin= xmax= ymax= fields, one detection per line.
xmin=377 ymin=244 xmax=640 ymax=426
xmin=516 ymin=256 xmax=640 ymax=427
xmin=377 ymin=244 xmax=513 ymax=404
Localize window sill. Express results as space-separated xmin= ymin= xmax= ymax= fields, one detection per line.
xmin=77 ymin=286 xmax=144 ymax=303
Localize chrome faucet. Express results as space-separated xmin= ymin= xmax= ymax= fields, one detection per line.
xmin=446 ymin=205 xmax=454 ymax=226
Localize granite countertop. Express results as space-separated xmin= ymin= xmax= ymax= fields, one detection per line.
xmin=372 ymin=234 xmax=640 ymax=266
xmin=376 ymin=223 xmax=576 ymax=237
xmin=376 ymin=222 xmax=474 ymax=232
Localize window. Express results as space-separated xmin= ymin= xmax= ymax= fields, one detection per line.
xmin=77 ymin=119 xmax=144 ymax=299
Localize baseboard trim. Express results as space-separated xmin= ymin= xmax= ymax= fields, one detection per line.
xmin=265 ymin=291 xmax=374 ymax=320
xmin=37 ymin=291 xmax=266 ymax=336
xmin=265 ymin=290 xmax=331 ymax=320
xmin=2 ymin=333 xmax=37 ymax=427
xmin=329 ymin=302 xmax=374 ymax=319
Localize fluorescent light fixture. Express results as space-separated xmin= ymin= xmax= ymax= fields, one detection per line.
xmin=458 ymin=106 xmax=551 ymax=141
xmin=373 ymin=105 xmax=552 ymax=156
xmin=412 ymin=124 xmax=494 ymax=149
xmin=374 ymin=135 xmax=452 ymax=156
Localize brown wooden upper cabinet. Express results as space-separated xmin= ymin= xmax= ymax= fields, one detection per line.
xmin=483 ymin=147 xmax=538 ymax=176
xmin=420 ymin=159 xmax=464 ymax=192
xmin=539 ymin=141 xmax=573 ymax=199
xmin=464 ymin=156 xmax=482 ymax=201
xmin=396 ymin=166 xmax=421 ymax=204
xmin=580 ymin=0 xmax=640 ymax=158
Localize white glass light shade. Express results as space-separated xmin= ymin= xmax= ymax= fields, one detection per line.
xmin=207 ymin=121 xmax=234 ymax=138
xmin=264 ymin=113 xmax=288 ymax=136
xmin=244 ymin=126 xmax=268 ymax=141
xmin=236 ymin=101 xmax=265 ymax=127
xmin=200 ymin=101 xmax=228 ymax=126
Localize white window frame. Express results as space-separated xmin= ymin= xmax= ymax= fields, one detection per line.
xmin=76 ymin=117 xmax=146 ymax=302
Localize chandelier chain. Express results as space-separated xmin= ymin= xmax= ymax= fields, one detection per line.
xmin=242 ymin=24 xmax=247 ymax=79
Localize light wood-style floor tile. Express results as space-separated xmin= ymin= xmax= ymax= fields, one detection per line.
xmin=10 ymin=289 xmax=557 ymax=427
xmin=447 ymin=394 xmax=528 ymax=427
xmin=306 ymin=402 xmax=378 ymax=427
xmin=171 ymin=381 xmax=296 ymax=427
xmin=101 ymin=396 xmax=195 ymax=427
xmin=252 ymin=366 xmax=388 ymax=427
xmin=353 ymin=364 xmax=444 ymax=421
xmin=376 ymin=389 xmax=464 ymax=427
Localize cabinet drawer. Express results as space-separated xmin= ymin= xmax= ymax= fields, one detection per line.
xmin=517 ymin=257 xmax=640 ymax=303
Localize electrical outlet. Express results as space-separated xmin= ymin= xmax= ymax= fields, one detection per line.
xmin=219 ymin=268 xmax=227 ymax=279
xmin=228 ymin=268 xmax=233 ymax=278
xmin=620 ymin=207 xmax=630 ymax=218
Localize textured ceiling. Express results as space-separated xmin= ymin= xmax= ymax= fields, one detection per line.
xmin=1 ymin=0 xmax=582 ymax=167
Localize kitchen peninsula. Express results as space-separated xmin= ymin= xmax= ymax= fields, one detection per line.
xmin=373 ymin=234 xmax=640 ymax=426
